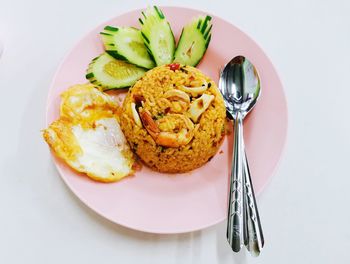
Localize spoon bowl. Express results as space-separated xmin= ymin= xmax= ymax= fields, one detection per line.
xmin=219 ymin=56 xmax=261 ymax=119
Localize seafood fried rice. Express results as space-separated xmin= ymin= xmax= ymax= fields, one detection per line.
xmin=120 ymin=64 xmax=226 ymax=173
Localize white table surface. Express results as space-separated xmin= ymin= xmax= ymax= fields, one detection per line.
xmin=1 ymin=0 xmax=349 ymax=263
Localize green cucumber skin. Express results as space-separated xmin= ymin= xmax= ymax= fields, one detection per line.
xmin=169 ymin=21 xmax=176 ymax=60
xmin=153 ymin=6 xmax=165 ymax=19
xmin=203 ymin=24 xmax=212 ymax=39
xmin=86 ymin=71 xmax=131 ymax=90
xmin=100 ymin=26 xmax=155 ymax=69
xmin=104 ymin=25 xmax=118 ymax=32
xmin=205 ymin=34 xmax=211 ymax=49
xmin=142 ymin=30 xmax=175 ymax=66
xmin=200 ymin=16 xmax=211 ymax=34
xmin=85 ymin=72 xmax=94 ymax=79
xmin=101 ymin=87 xmax=130 ymax=92
xmin=105 ymin=50 xmax=128 ymax=61
xmin=145 ymin=46 xmax=156 ymax=63
xmin=86 ymin=53 xmax=146 ymax=90
xmin=139 ymin=6 xmax=175 ymax=66
xmin=174 ymin=15 xmax=212 ymax=67
xmin=140 ymin=32 xmax=150 ymax=44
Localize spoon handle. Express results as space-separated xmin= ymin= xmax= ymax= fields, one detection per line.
xmin=227 ymin=112 xmax=245 ymax=252
xmin=243 ymin=151 xmax=264 ymax=256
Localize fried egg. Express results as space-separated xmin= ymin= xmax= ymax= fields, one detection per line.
xmin=43 ymin=84 xmax=135 ymax=182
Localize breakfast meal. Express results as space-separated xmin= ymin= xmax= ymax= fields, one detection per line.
xmin=120 ymin=64 xmax=226 ymax=172
xmin=44 ymin=6 xmax=226 ymax=181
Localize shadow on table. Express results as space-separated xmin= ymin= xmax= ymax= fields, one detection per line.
xmin=215 ymin=222 xmax=248 ymax=263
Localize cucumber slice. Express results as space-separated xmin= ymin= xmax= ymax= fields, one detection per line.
xmin=100 ymin=26 xmax=155 ymax=69
xmin=173 ymin=15 xmax=212 ymax=66
xmin=139 ymin=6 xmax=175 ymax=66
xmin=86 ymin=53 xmax=146 ymax=91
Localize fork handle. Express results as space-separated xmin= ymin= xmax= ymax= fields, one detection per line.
xmin=243 ymin=151 xmax=264 ymax=256
xmin=226 ymin=112 xmax=245 ymax=252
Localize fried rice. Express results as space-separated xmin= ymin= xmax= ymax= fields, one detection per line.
xmin=120 ymin=64 xmax=226 ymax=173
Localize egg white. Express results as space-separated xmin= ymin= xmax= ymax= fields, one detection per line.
xmin=70 ymin=118 xmax=133 ymax=181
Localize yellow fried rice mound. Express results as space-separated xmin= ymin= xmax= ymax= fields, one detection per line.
xmin=120 ymin=64 xmax=226 ymax=173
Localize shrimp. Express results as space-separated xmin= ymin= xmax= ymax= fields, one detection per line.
xmin=139 ymin=109 xmax=160 ymax=139
xmin=139 ymin=110 xmax=196 ymax=148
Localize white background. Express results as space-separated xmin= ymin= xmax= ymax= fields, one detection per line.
xmin=1 ymin=0 xmax=349 ymax=263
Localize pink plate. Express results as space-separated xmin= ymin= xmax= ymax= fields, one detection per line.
xmin=46 ymin=7 xmax=288 ymax=234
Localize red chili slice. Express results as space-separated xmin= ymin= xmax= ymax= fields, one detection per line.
xmin=169 ymin=63 xmax=180 ymax=71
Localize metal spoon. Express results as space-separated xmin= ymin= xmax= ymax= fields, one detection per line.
xmin=219 ymin=56 xmax=264 ymax=255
